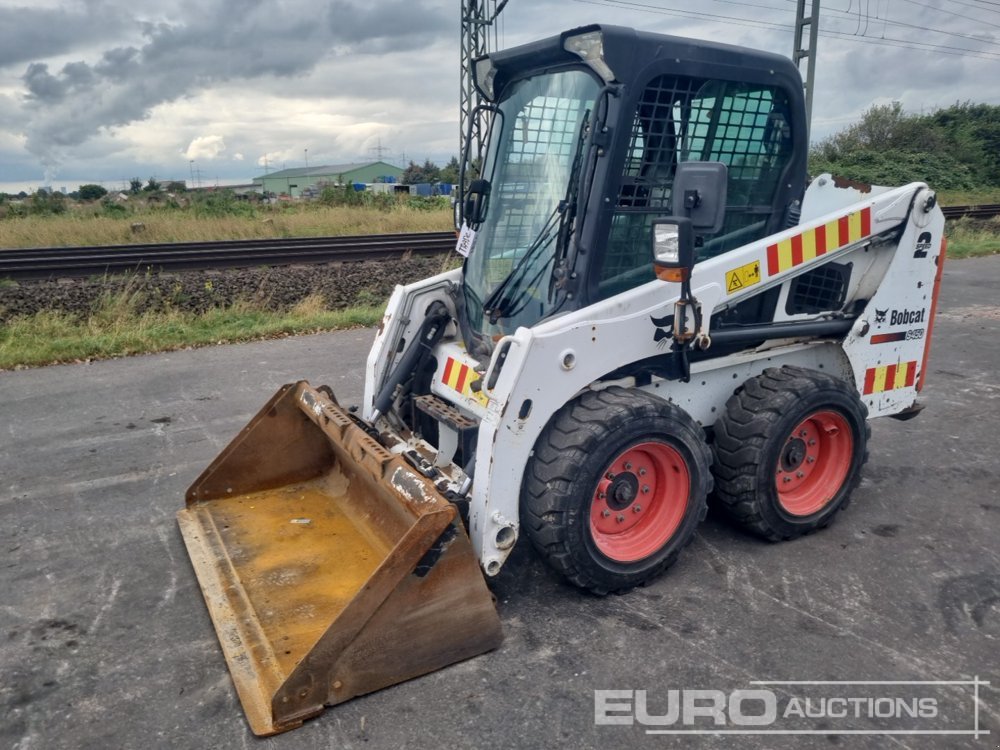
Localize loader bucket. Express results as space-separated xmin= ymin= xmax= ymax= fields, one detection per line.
xmin=176 ymin=381 xmax=503 ymax=736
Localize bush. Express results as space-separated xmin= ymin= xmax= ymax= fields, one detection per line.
xmin=190 ymin=189 xmax=256 ymax=218
xmin=27 ymin=190 xmax=67 ymax=216
xmin=811 ymin=101 xmax=1000 ymax=191
xmin=78 ymin=184 xmax=108 ymax=201
xmin=811 ymin=148 xmax=978 ymax=191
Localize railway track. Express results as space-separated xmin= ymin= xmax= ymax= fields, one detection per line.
xmin=941 ymin=203 xmax=1000 ymax=220
xmin=0 ymin=205 xmax=995 ymax=282
xmin=0 ymin=231 xmax=456 ymax=281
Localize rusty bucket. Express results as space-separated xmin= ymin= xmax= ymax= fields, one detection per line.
xmin=177 ymin=382 xmax=502 ymax=735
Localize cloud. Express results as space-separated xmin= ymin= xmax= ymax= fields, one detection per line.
xmin=184 ymin=135 xmax=226 ymax=160
xmin=14 ymin=0 xmax=451 ymax=172
xmin=2 ymin=0 xmax=999 ymax=187
xmin=0 ymin=2 xmax=129 ymax=70
xmin=232 ymin=152 xmax=244 ymax=161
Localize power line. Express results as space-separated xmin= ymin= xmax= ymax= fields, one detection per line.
xmin=892 ymin=0 xmax=1000 ymax=28
xmin=574 ymin=0 xmax=1000 ymax=59
xmin=941 ymin=0 xmax=1000 ymax=15
xmin=776 ymin=0 xmax=1000 ymax=47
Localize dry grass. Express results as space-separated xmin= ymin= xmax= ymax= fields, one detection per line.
xmin=0 ymin=289 xmax=384 ymax=370
xmin=0 ymin=204 xmax=452 ymax=249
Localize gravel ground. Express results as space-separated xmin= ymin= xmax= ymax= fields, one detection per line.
xmin=0 ymin=255 xmax=451 ymax=320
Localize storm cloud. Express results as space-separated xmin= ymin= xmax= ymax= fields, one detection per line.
xmin=15 ymin=0 xmax=451 ymax=171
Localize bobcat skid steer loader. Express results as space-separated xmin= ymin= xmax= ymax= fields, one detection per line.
xmin=178 ymin=25 xmax=945 ymax=735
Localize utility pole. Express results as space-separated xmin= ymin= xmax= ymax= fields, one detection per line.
xmin=460 ymin=0 xmax=507 ymax=160
xmin=793 ymin=0 xmax=821 ymax=139
xmin=368 ymin=137 xmax=391 ymax=162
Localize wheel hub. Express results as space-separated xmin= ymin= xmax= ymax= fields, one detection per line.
xmin=589 ymin=442 xmax=691 ymax=563
xmin=780 ymin=437 xmax=807 ymax=471
xmin=774 ymin=410 xmax=854 ymax=517
xmin=607 ymin=473 xmax=639 ymax=510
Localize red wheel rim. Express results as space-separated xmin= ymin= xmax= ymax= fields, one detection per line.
xmin=589 ymin=441 xmax=690 ymax=563
xmin=775 ymin=410 xmax=853 ymax=517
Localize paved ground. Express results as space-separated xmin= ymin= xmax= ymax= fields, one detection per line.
xmin=2 ymin=257 xmax=998 ymax=749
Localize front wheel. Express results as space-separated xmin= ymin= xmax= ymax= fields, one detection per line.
xmin=521 ymin=387 xmax=712 ymax=594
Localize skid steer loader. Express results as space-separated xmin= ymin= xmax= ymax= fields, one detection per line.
xmin=178 ymin=25 xmax=946 ymax=734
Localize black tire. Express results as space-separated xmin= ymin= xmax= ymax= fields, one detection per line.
xmin=521 ymin=387 xmax=712 ymax=594
xmin=711 ymin=365 xmax=870 ymax=541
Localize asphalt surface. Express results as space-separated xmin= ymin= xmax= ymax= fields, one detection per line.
xmin=2 ymin=257 xmax=998 ymax=749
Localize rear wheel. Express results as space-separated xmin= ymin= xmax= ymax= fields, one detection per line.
xmin=712 ymin=366 xmax=869 ymax=540
xmin=521 ymin=387 xmax=711 ymax=594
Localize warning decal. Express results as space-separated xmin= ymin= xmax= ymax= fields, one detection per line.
xmin=726 ymin=260 xmax=762 ymax=295
xmin=862 ymin=360 xmax=918 ymax=395
xmin=442 ymin=357 xmax=489 ymax=407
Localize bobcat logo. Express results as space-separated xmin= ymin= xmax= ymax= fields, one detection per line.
xmin=651 ymin=313 xmax=674 ymax=348
xmin=874 ymin=308 xmax=888 ymax=324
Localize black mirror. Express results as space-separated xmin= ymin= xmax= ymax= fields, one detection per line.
xmin=651 ymin=218 xmax=695 ymax=282
xmin=672 ymin=162 xmax=728 ymax=234
xmin=463 ymin=178 xmax=491 ymax=227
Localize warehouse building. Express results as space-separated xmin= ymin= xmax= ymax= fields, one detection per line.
xmin=253 ymin=161 xmax=404 ymax=198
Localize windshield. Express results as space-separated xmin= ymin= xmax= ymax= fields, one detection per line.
xmin=464 ymin=68 xmax=600 ymax=335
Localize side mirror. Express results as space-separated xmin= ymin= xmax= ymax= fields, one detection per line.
xmin=651 ymin=218 xmax=695 ymax=283
xmin=672 ymin=161 xmax=728 ymax=234
xmin=463 ymin=178 xmax=491 ymax=227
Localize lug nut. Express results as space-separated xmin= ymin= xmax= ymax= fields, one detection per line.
xmin=638 ymin=468 xmax=647 ymax=476
xmin=616 ymin=514 xmax=625 ymax=523
xmin=599 ymin=491 xmax=606 ymax=499
xmin=642 ymin=485 xmax=650 ymax=494
xmin=633 ymin=505 xmax=642 ymax=513
xmin=800 ymin=430 xmax=808 ymax=437
xmin=808 ymin=440 xmax=816 ymax=446
xmin=606 ymin=472 xmax=615 ymax=480
xmin=807 ymin=456 xmax=815 ymax=464
xmin=783 ymin=476 xmax=792 ymax=483
xmin=624 ymin=462 xmax=633 ymax=470
xmin=796 ymin=471 xmax=805 ymax=478
xmin=602 ymin=509 xmax=611 ymax=518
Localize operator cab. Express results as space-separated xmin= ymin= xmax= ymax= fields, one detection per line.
xmin=458 ymin=24 xmax=807 ymax=342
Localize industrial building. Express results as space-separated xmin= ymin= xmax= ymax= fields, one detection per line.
xmin=252 ymin=161 xmax=404 ymax=198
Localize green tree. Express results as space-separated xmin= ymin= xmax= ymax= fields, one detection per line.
xmin=129 ymin=178 xmax=143 ymax=194
xmin=143 ymin=177 xmax=161 ymax=192
xmin=165 ymin=180 xmax=187 ymax=193
xmin=78 ymin=184 xmax=108 ymax=201
xmin=439 ymin=156 xmax=460 ymax=185
xmin=402 ymin=159 xmax=442 ymax=184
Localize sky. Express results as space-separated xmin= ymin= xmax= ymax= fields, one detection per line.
xmin=0 ymin=0 xmax=998 ymax=194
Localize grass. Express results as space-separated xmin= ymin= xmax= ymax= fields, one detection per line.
xmin=936 ymin=188 xmax=1000 ymax=206
xmin=0 ymin=193 xmax=995 ymax=370
xmin=945 ymin=217 xmax=1000 ymax=259
xmin=0 ymin=203 xmax=452 ymax=248
xmin=0 ymin=292 xmax=384 ymax=370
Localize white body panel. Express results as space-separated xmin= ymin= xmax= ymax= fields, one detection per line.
xmin=364 ymin=176 xmax=946 ymax=575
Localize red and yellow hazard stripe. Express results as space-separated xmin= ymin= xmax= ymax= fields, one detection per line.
xmin=862 ymin=360 xmax=917 ymax=395
xmin=767 ymin=207 xmax=872 ymax=276
xmin=442 ymin=357 xmax=488 ymax=406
